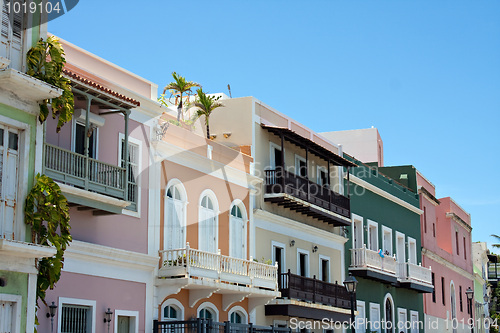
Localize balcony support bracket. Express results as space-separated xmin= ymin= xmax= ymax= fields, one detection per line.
xmin=189 ymin=288 xmax=219 ymax=308
xmin=248 ymin=296 xmax=277 ymax=312
xmin=222 ymin=293 xmax=250 ymax=311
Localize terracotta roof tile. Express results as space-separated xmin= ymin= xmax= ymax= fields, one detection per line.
xmin=62 ymin=68 xmax=140 ymax=107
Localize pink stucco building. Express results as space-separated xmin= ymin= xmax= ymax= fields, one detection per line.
xmin=418 ymin=171 xmax=474 ymax=333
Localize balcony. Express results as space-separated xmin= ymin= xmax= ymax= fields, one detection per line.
xmin=396 ymin=262 xmax=433 ymax=293
xmin=43 ymin=143 xmax=130 ymax=214
xmin=158 ymin=244 xmax=279 ymax=310
xmin=264 ymin=169 xmax=351 ymax=226
xmin=153 ymin=319 xmax=292 ymax=333
xmin=349 ymin=246 xmax=398 ymax=283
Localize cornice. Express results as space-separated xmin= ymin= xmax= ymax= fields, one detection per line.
xmin=446 ymin=212 xmax=472 ymax=233
xmin=422 ymin=248 xmax=474 ymax=280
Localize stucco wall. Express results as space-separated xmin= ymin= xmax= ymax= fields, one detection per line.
xmin=0 ymin=270 xmax=28 ymax=333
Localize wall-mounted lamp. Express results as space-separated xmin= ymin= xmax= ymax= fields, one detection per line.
xmin=223 ymin=132 xmax=232 ymax=138
xmin=46 ymin=302 xmax=57 ymax=333
xmin=104 ymin=308 xmax=113 ymax=333
xmin=312 ymin=246 xmax=318 ymax=253
xmin=290 ymin=240 xmax=295 ymax=247
xmin=209 ymin=134 xmax=217 ymax=140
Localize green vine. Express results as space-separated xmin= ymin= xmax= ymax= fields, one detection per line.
xmin=26 ymin=36 xmax=74 ymax=133
xmin=25 ymin=174 xmax=71 ymax=312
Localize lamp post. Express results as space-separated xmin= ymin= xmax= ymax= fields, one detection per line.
xmin=466 ymin=287 xmax=474 ymax=333
xmin=46 ymin=302 xmax=57 ymax=333
xmin=344 ymin=274 xmax=358 ymax=333
xmin=104 ymin=308 xmax=113 ymax=333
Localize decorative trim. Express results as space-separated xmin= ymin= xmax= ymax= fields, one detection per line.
xmin=422 ymin=248 xmax=474 ymax=280
xmin=349 ymin=175 xmax=423 ymax=215
xmin=446 ymin=212 xmax=472 ymax=232
xmin=418 ymin=187 xmax=440 ymax=206
xmin=196 ymin=301 xmax=219 ymax=321
xmin=160 ymin=298 xmax=185 ymax=320
xmin=228 ymin=305 xmax=249 ymax=324
xmin=0 ymin=239 xmax=56 ymax=259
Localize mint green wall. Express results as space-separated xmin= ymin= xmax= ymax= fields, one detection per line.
xmin=0 ymin=270 xmax=29 ymax=333
xmin=345 ymin=159 xmax=424 ymax=332
xmin=0 ymin=104 xmax=38 ymax=241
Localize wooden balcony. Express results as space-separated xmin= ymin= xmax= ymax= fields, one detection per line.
xmin=277 ymin=270 xmax=351 ymax=309
xmin=43 ymin=143 xmax=130 ymax=214
xmin=264 ymin=169 xmax=351 ymax=226
xmin=349 ymin=246 xmax=398 ymax=283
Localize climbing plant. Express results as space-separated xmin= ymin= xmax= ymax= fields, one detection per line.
xmin=25 ymin=174 xmax=71 ymax=312
xmin=26 ymin=36 xmax=74 ymax=132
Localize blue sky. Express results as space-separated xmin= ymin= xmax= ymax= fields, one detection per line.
xmin=49 ymin=0 xmax=500 ymax=250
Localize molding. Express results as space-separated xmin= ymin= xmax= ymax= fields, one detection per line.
xmin=422 ymin=248 xmax=474 ymax=280
xmin=0 ymin=239 xmax=56 ymax=258
xmin=254 ymin=209 xmax=348 ymax=251
xmin=418 ymin=186 xmax=440 ymax=206
xmin=446 ymin=212 xmax=473 ymax=232
xmin=65 ymin=240 xmax=158 ymax=271
xmin=152 ymin=140 xmax=257 ymax=188
xmin=349 ymin=174 xmax=423 ymax=215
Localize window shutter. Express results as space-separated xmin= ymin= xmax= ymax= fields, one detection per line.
xmin=0 ymin=301 xmax=14 ymax=333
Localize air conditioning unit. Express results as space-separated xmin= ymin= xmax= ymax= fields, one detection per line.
xmin=74 ymin=109 xmax=106 ymax=127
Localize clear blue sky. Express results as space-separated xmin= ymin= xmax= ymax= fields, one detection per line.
xmin=49 ymin=0 xmax=500 ymax=250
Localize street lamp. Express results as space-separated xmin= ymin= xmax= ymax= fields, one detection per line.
xmin=104 ymin=308 xmax=113 ymax=333
xmin=46 ymin=302 xmax=57 ymax=333
xmin=466 ymin=287 xmax=474 ymax=333
xmin=344 ymin=274 xmax=358 ymax=333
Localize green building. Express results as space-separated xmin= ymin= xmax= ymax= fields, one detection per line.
xmin=345 ymin=158 xmax=433 ymax=333
xmin=0 ymin=4 xmax=60 ymax=332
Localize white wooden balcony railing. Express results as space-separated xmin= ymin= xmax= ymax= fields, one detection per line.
xmin=159 ymin=243 xmax=278 ymax=290
xmin=350 ymin=246 xmax=397 ymax=275
xmin=397 ymin=261 xmax=432 ymax=285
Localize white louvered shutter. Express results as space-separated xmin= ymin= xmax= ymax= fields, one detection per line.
xmin=0 ymin=127 xmax=18 ymax=240
xmin=0 ymin=300 xmax=14 ymax=333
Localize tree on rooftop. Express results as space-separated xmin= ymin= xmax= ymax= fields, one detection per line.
xmin=162 ymin=72 xmax=201 ymax=121
xmin=188 ymin=89 xmax=224 ymax=140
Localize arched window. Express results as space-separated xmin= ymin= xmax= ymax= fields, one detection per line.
xmin=197 ymin=302 xmax=219 ymax=321
xmin=199 ymin=191 xmax=218 ymax=253
xmin=228 ymin=306 xmax=248 ymax=324
xmin=229 ymin=201 xmax=247 ymax=259
xmin=384 ymin=294 xmax=394 ymax=333
xmin=164 ymin=180 xmax=187 ymax=250
xmin=161 ymin=299 xmax=184 ymax=321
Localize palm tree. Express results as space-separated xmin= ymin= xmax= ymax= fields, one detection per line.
xmin=492 ymin=234 xmax=500 ymax=248
xmin=188 ymin=89 xmax=224 ymax=139
xmin=163 ymin=72 xmax=201 ymax=121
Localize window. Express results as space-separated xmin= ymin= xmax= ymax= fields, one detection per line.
xmin=228 ymin=307 xmax=248 ymax=324
xmin=367 ymin=220 xmax=379 ymax=252
xmin=456 ymin=231 xmax=460 ymax=255
xmin=0 ymin=0 xmax=24 ymax=70
xmin=352 ymin=214 xmax=364 ymax=249
xmin=0 ymin=294 xmax=21 ymax=333
xmin=423 ymin=207 xmax=427 ymax=233
xmin=397 ymin=308 xmax=407 ymax=333
xmin=317 ymin=166 xmax=328 ymax=186
xmin=319 ymin=255 xmax=330 ymax=282
xmin=356 ymin=301 xmax=366 ymax=332
xmin=198 ymin=191 xmax=218 ymax=253
xmin=433 ymin=220 xmax=436 ymax=237
xmin=161 ymin=299 xmax=184 ymax=321
xmin=114 ymin=310 xmax=139 ymax=333
xmin=74 ymin=122 xmax=97 ymax=158
xmin=369 ymin=303 xmax=381 ymax=333
xmin=297 ymin=249 xmax=309 ymax=277
xmin=0 ymin=125 xmax=19 ymax=240
xmin=382 ymin=226 xmax=392 ymax=256
xmin=229 ymin=201 xmax=247 ymax=259
xmin=197 ymin=302 xmax=218 ymax=321
xmin=463 ymin=237 xmax=467 ymax=260
xmin=61 ymin=305 xmax=93 ymax=333
xmin=120 ymin=135 xmax=140 ymax=212
xmin=272 ymin=242 xmax=286 ymax=274
xmin=384 ymin=295 xmax=394 ymax=333
xmin=294 ymin=155 xmax=307 ymax=178
xmin=396 ymin=232 xmax=405 ymax=264
xmin=459 ymin=286 xmax=463 ymax=312
xmin=165 ymin=180 xmax=187 ymax=250
xmin=407 ymin=237 xmax=417 ymax=265
xmin=409 ymin=311 xmax=419 ymax=333
xmin=431 ymin=273 xmax=436 ymax=303
xmin=441 ymin=277 xmax=446 ymax=305
xmin=270 ymin=143 xmax=282 ymax=170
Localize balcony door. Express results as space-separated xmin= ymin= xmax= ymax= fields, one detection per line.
xmin=270 ymin=144 xmax=282 ymax=170
xmin=229 ymin=203 xmax=246 ymax=259
xmin=74 ymin=122 xmax=97 ymax=159
xmin=199 ymin=194 xmax=218 ymax=253
xmin=396 ymin=233 xmax=405 ymax=263
xmin=0 ymin=125 xmax=19 ymax=240
xmin=353 ymin=217 xmax=363 ymax=249
xmin=165 ymin=184 xmax=186 ymax=250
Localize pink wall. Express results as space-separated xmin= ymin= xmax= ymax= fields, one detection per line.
xmin=41 ymin=272 xmax=146 ymax=333
xmin=45 ymin=109 xmax=150 ymax=254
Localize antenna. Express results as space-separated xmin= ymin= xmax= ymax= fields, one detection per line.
xmin=227 ymin=84 xmax=232 ymax=98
